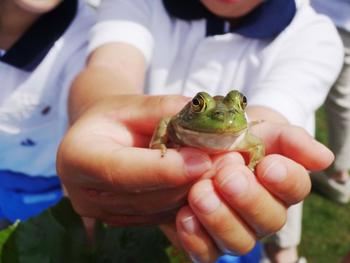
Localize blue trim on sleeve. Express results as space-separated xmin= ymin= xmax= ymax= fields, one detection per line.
xmin=0 ymin=170 xmax=60 ymax=192
xmin=0 ymin=170 xmax=63 ymax=222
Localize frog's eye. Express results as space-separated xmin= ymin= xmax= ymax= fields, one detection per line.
xmin=191 ymin=96 xmax=206 ymax=113
xmin=241 ymin=96 xmax=247 ymax=109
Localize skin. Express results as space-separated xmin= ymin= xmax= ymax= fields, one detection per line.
xmin=150 ymin=90 xmax=264 ymax=170
xmin=14 ymin=0 xmax=61 ymax=13
xmin=0 ymin=0 xmax=61 ymax=50
xmin=58 ymin=93 xmax=333 ymax=262
xmin=0 ymin=0 xmax=330 ymax=261
xmin=58 ymin=5 xmax=334 ymax=263
xmin=201 ymin=0 xmax=263 ymax=18
xmin=342 ymin=251 xmax=350 ymax=263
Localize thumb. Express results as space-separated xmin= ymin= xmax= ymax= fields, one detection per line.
xmin=118 ymin=94 xmax=190 ymax=135
xmin=253 ymin=122 xmax=334 ymax=171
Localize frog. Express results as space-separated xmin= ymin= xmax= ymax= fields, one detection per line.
xmin=149 ymin=90 xmax=265 ymax=170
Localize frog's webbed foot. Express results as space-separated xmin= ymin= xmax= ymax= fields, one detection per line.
xmin=149 ymin=117 xmax=171 ymax=157
xmin=236 ymin=132 xmax=265 ymax=171
xmin=247 ymin=142 xmax=265 ymax=171
xmin=150 ymin=142 xmax=167 ymax=157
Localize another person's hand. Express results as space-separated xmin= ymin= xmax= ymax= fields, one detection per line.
xmin=172 ymin=112 xmax=334 ymax=262
xmin=57 ymin=94 xmax=213 ymax=225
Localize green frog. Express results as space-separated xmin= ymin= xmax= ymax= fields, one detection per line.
xmin=150 ymin=90 xmax=265 ymax=170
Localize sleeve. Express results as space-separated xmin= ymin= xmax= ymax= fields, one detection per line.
xmin=88 ymin=0 xmax=155 ymax=64
xmin=247 ymin=9 xmax=344 ymax=127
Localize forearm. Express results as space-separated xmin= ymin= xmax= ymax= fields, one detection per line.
xmin=68 ymin=66 xmax=142 ymax=123
xmin=68 ymin=43 xmax=147 ymax=123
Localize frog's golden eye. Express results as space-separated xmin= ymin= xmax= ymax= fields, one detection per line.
xmin=191 ymin=96 xmax=206 ymax=113
xmin=241 ymin=96 xmax=247 ymax=109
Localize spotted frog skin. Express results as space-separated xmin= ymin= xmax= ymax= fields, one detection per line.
xmin=150 ymin=90 xmax=265 ymax=170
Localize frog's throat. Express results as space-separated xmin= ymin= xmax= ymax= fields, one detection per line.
xmin=170 ymin=123 xmax=247 ymax=153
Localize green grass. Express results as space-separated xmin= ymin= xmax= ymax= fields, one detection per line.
xmin=299 ymin=107 xmax=350 ymax=262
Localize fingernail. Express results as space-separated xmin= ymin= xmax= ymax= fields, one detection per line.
xmin=263 ymin=162 xmax=287 ymax=183
xmin=193 ymin=188 xmax=221 ymax=214
xmin=181 ymin=215 xmax=197 ymax=234
xmin=218 ymin=171 xmax=249 ymax=197
xmin=180 ymin=149 xmax=212 ymax=179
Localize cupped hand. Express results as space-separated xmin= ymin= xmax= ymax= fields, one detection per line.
xmin=57 ymin=94 xmax=215 ymax=225
xmin=174 ymin=120 xmax=333 ymax=262
xmin=57 ymin=94 xmax=333 ymax=262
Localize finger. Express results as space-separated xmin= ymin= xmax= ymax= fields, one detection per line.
xmin=120 ymin=95 xmax=190 ymax=134
xmin=58 ymin=135 xmax=212 ymax=193
xmin=83 ymin=94 xmax=190 ymax=135
xmin=255 ymin=154 xmax=311 ymax=206
xmin=250 ymin=122 xmax=334 ymax=171
xmin=105 ymin=212 xmax=176 ymax=226
xmin=77 ymin=153 xmax=244 ymax=216
xmin=104 ymin=147 xmax=212 ymax=192
xmin=211 ymin=152 xmax=246 ymax=170
xmin=79 ymin=184 xmax=190 ymax=215
xmin=213 ymin=163 xmax=286 ymax=237
xmin=159 ymin=223 xmax=182 ymax=249
xmin=188 ymin=179 xmax=256 ymax=255
xmin=198 ymin=152 xmax=246 ymax=180
xmin=176 ymin=206 xmax=221 ymax=263
xmin=65 ymin=94 xmax=190 ymax=148
xmin=65 ymin=186 xmax=178 ymax=226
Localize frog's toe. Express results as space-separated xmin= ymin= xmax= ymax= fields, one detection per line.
xmin=160 ymin=146 xmax=167 ymax=157
xmin=150 ymin=143 xmax=168 ymax=157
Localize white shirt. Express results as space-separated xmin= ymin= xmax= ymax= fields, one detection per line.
xmin=90 ymin=0 xmax=343 ymax=135
xmin=311 ymin=0 xmax=350 ymax=32
xmin=0 ymin=0 xmax=95 ymax=177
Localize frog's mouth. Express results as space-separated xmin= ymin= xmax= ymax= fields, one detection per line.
xmin=172 ymin=123 xmax=247 ymax=153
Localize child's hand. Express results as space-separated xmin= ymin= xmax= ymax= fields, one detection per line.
xmin=57 ymin=95 xmax=332 ymax=262
xmin=57 ymin=94 xmax=213 ymax=225
xmin=174 ymin=120 xmax=333 ymax=262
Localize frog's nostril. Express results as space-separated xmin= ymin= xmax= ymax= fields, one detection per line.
xmin=213 ymin=111 xmax=225 ymax=120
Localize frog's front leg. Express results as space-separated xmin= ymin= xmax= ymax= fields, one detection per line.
xmin=149 ymin=117 xmax=172 ymax=157
xmin=236 ymin=132 xmax=265 ymax=171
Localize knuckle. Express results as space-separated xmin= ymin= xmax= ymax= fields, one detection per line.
xmin=265 ymin=209 xmax=287 ymax=235
xmin=188 ymin=179 xmax=212 ymax=203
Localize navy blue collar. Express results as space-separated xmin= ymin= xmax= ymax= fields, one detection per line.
xmin=0 ymin=0 xmax=77 ymax=72
xmin=163 ymin=0 xmax=296 ymax=38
